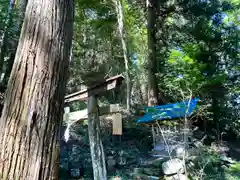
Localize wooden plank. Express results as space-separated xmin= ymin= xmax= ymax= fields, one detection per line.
xmin=112 ymin=113 xmax=122 ymax=135
xmin=63 ymin=104 xmax=122 ymax=124
xmin=63 ymin=104 xmax=123 ymax=135
xmin=63 ymin=109 xmax=88 ymax=123
xmin=65 ymin=75 xmax=124 ymax=103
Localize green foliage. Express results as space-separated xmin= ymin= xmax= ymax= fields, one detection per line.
xmin=0 ymin=1 xmax=8 ymax=33
xmin=188 ymin=147 xmax=240 ymax=180
xmin=164 ymin=48 xmax=206 ymax=97
xmin=231 ymin=162 xmax=240 ymax=172
xmin=151 ymin=0 xmax=240 ymax=136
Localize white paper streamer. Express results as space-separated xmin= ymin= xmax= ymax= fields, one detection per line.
xmin=64 ymin=124 xmax=71 ymax=142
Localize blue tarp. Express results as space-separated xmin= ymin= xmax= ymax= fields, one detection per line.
xmin=136 ymin=98 xmax=200 ymax=123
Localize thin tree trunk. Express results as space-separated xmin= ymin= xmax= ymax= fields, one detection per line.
xmin=139 ymin=74 xmax=148 ymax=104
xmin=114 ymin=0 xmax=131 ymax=111
xmin=0 ymin=0 xmax=74 ymax=179
xmin=147 ymin=0 xmax=160 ymax=106
xmin=212 ymin=93 xmax=220 ymax=142
xmin=88 ymin=95 xmax=107 ymax=180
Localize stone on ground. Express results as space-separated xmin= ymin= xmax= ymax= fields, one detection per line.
xmin=162 ymin=158 xmax=184 ymax=175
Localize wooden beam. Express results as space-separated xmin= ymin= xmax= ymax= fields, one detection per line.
xmin=65 ymin=74 xmax=124 ymax=103
xmin=63 ymin=104 xmax=122 ymax=124
xmin=63 ymin=104 xmax=123 ymax=136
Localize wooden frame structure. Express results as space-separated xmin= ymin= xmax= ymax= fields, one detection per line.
xmin=64 ymin=104 xmax=123 ymax=135
xmin=65 ymin=75 xmax=124 ymax=103
xmin=64 ymin=74 xmax=124 ymax=135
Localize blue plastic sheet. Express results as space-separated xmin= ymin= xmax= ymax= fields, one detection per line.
xmin=136 ymin=98 xmax=200 ymax=123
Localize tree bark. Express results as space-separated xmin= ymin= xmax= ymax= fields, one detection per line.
xmin=1 ymin=0 xmax=28 ymax=88
xmin=0 ymin=0 xmax=74 ymax=179
xmin=88 ymin=95 xmax=107 ymax=180
xmin=114 ymin=0 xmax=131 ymax=111
xmin=147 ymin=0 xmax=160 ymax=106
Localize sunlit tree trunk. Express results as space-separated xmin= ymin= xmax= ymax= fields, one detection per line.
xmin=114 ymin=0 xmax=131 ymax=111
xmin=147 ymin=0 xmax=160 ymax=106
xmin=88 ymin=95 xmax=107 ymax=180
xmin=139 ymin=75 xmax=148 ymax=104
xmin=0 ymin=0 xmax=74 ymax=179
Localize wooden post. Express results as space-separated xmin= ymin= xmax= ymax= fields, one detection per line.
xmin=110 ymin=104 xmax=122 ymax=135
xmin=112 ymin=113 xmax=122 ymax=135
xmin=87 ymin=95 xmax=107 ymax=180
xmin=63 ymin=107 xmax=70 ymax=123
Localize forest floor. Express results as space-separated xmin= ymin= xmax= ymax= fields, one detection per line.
xmin=60 ymin=121 xmax=240 ymax=180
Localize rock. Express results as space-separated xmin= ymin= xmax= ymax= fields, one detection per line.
xmin=172 ymin=174 xmax=188 ymax=180
xmin=107 ymin=156 xmax=116 ymax=171
xmin=133 ymin=168 xmax=143 ymax=174
xmin=70 ymin=168 xmax=80 ymax=177
xmin=132 ymin=168 xmax=160 ymax=179
xmin=193 ymin=140 xmax=203 ymax=148
xmin=164 ymin=174 xmax=187 ymax=180
xmin=220 ymin=154 xmax=235 ymax=164
xmin=140 ymin=155 xmax=167 ymax=167
xmin=187 ymin=147 xmax=200 ymax=157
xmin=154 ymin=142 xmax=165 ymax=151
xmin=162 ymin=158 xmax=184 ymax=175
xmin=132 ymin=173 xmax=160 ymax=180
xmin=211 ymin=142 xmax=229 ymax=153
xmin=142 ymin=168 xmax=160 ymax=176
xmin=118 ymin=156 xmax=127 ymax=165
xmin=112 ymin=177 xmax=122 ymax=180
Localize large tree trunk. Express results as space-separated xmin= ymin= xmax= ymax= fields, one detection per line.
xmin=1 ymin=0 xmax=28 ymax=88
xmin=147 ymin=0 xmax=160 ymax=106
xmin=0 ymin=0 xmax=74 ymax=179
xmin=114 ymin=0 xmax=131 ymax=111
xmin=88 ymin=95 xmax=107 ymax=180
